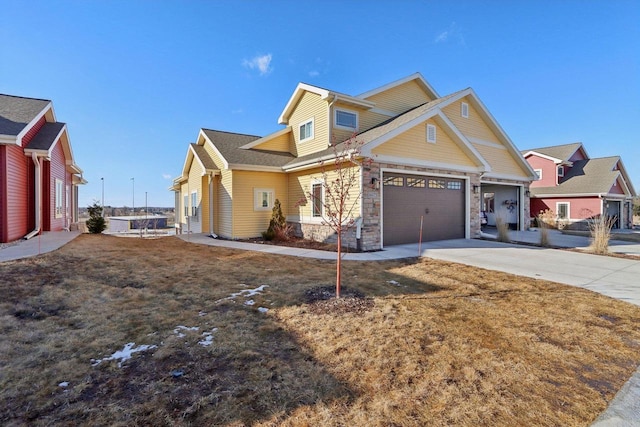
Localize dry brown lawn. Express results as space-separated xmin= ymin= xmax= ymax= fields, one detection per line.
xmin=1 ymin=234 xmax=639 ymax=426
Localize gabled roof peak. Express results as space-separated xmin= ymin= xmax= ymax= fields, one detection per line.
xmin=357 ymin=72 xmax=439 ymax=100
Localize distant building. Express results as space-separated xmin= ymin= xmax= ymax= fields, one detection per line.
xmin=107 ymin=215 xmax=168 ymax=233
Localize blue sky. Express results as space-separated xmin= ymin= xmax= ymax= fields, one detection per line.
xmin=1 ymin=0 xmax=638 ymax=208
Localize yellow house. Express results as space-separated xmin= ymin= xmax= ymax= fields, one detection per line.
xmin=171 ymin=73 xmax=536 ymax=250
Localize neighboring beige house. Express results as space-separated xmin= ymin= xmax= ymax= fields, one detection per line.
xmin=171 ymin=73 xmax=536 ymax=250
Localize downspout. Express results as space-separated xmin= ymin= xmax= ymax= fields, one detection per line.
xmin=209 ymin=172 xmax=217 ymax=238
xmin=24 ymin=153 xmax=41 ymax=240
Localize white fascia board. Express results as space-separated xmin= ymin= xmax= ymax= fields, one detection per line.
xmin=283 ymin=150 xmax=357 ymax=172
xmin=530 ymin=192 xmax=604 ymax=198
xmin=614 ymin=158 xmax=637 ymax=196
xmin=357 ymin=72 xmax=440 ymax=100
xmin=278 ymin=83 xmax=330 ymax=125
xmin=522 ymin=150 xmax=563 ymax=164
xmin=331 ymin=93 xmax=376 ymax=109
xmin=368 ymin=107 xmax=398 ymax=117
xmin=239 ymin=127 xmax=290 ymax=149
xmin=0 ymin=134 xmax=18 ymax=144
xmin=188 ymin=144 xmax=208 ymax=175
xmin=483 ymin=171 xmax=535 ymax=182
xmin=227 ymin=164 xmax=284 ymax=173
xmin=373 ymin=154 xmax=484 ymax=174
xmin=45 ymin=123 xmax=67 ymax=158
xmin=200 ymin=129 xmax=230 ymax=170
xmin=178 ymin=146 xmax=195 ymax=178
xmin=15 ymin=101 xmax=53 ymax=143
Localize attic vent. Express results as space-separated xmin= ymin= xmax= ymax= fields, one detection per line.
xmin=426 ymin=124 xmax=436 ymax=143
xmin=461 ymin=102 xmax=469 ymax=118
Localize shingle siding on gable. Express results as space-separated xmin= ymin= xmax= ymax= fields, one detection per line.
xmin=363 ymin=80 xmax=432 ymax=114
xmin=289 ymin=91 xmax=328 ymax=157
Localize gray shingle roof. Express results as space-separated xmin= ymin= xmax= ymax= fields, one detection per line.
xmin=530 ymin=156 xmax=620 ymax=196
xmin=25 ymin=122 xmax=65 ymax=151
xmin=0 ymin=94 xmax=50 ymax=136
xmin=202 ymin=129 xmax=295 ymax=168
xmin=190 ymin=143 xmax=217 ymax=170
xmin=522 ymin=142 xmax=582 ymax=161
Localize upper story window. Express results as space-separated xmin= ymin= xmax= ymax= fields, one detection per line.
xmin=557 ymin=165 xmax=564 ymax=178
xmin=461 ymin=102 xmax=469 ymax=118
xmin=534 ymin=169 xmax=542 ymax=180
xmin=335 ymin=108 xmax=358 ymax=130
xmin=299 ymin=118 xmax=314 ymax=142
xmin=426 ymin=124 xmax=436 ymax=143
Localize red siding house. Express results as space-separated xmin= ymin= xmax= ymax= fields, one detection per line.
xmin=522 ymin=142 xmax=636 ymax=229
xmin=0 ymin=94 xmax=86 ymax=243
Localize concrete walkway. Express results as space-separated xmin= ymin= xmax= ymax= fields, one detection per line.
xmin=1 ymin=230 xmax=639 ymax=425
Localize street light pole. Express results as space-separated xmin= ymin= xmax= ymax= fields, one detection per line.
xmin=131 ymin=177 xmax=135 ymax=216
xmin=101 ymin=177 xmax=104 ymax=217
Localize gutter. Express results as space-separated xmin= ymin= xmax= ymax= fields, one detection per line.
xmin=24 ymin=153 xmax=42 ymax=240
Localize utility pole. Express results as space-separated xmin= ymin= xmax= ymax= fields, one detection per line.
xmin=101 ymin=177 xmax=104 ymax=217
xmin=131 ymin=177 xmax=135 ymax=216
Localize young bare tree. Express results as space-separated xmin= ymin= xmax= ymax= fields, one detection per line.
xmin=301 ymin=135 xmax=369 ymax=298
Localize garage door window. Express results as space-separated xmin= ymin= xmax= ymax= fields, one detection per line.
xmin=447 ymin=181 xmax=462 ymax=190
xmin=384 ymin=176 xmax=403 ymax=187
xmin=407 ymin=177 xmax=425 ymax=188
xmin=428 ymin=179 xmax=446 ymax=189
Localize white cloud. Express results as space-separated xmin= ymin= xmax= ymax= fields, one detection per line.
xmin=308 ymin=70 xmax=319 ymax=77
xmin=243 ymin=54 xmax=273 ymax=75
xmin=162 ymin=173 xmax=172 ymax=180
xmin=435 ymin=22 xmax=466 ymax=46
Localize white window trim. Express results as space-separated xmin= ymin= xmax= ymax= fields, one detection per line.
xmin=426 ymin=124 xmax=436 ymax=143
xmin=557 ymin=165 xmax=564 ymax=177
xmin=254 ymin=188 xmax=274 ymax=211
xmin=55 ymin=178 xmax=63 ymax=218
xmin=311 ymin=180 xmax=324 ymax=219
xmin=190 ymin=191 xmax=198 ymax=218
xmin=461 ymin=102 xmax=469 ymax=118
xmin=183 ymin=194 xmax=189 ymax=219
xmin=334 ymin=108 xmax=358 ymax=131
xmin=299 ymin=118 xmax=314 ymax=142
xmin=534 ymin=169 xmax=543 ymax=180
xmin=556 ymin=202 xmax=570 ymax=220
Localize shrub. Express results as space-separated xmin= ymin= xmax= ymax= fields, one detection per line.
xmin=495 ymin=208 xmax=510 ymax=243
xmin=589 ymin=215 xmax=614 ymax=255
xmin=536 ymin=209 xmax=555 ymax=247
xmin=263 ymin=199 xmax=293 ymax=242
xmin=86 ymin=202 xmax=106 ymax=234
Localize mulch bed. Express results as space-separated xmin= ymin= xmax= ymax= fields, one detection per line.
xmin=304 ymin=286 xmax=374 ymax=315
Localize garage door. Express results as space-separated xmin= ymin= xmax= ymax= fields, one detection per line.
xmin=382 ymin=173 xmax=465 ymax=245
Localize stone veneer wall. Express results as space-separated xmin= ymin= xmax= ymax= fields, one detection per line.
xmin=292 ymin=161 xmax=488 ymax=251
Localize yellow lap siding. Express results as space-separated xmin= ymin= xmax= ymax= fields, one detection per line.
xmin=371 ymin=120 xmax=476 ymax=167
xmin=217 ymin=170 xmax=233 ymax=237
xmin=288 ymin=164 xmax=362 ymax=221
xmin=202 ymin=139 xmax=227 ymax=170
xmin=250 ymin=130 xmax=293 ymax=153
xmin=231 ymin=170 xmax=288 ymax=238
xmin=364 ymin=80 xmax=433 ymax=114
xmin=442 ymin=98 xmax=501 ymax=145
xmin=289 ymin=91 xmax=329 ymax=157
xmin=472 ymin=143 xmax=528 ymax=177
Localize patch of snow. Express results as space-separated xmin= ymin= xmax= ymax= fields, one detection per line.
xmin=58 ymin=382 xmax=69 ymax=388
xmin=244 ymin=299 xmax=255 ymax=306
xmin=198 ymin=311 xmax=207 ymax=317
xmin=216 ymin=285 xmax=269 ymax=303
xmin=387 ymin=280 xmax=401 ymax=286
xmin=91 ymin=342 xmax=157 ymax=368
xmin=258 ymin=307 xmax=269 ymax=313
xmin=198 ymin=328 xmax=218 ymax=347
xmin=173 ymin=325 xmax=199 ymax=337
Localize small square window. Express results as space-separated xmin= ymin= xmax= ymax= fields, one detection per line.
xmin=254 ymin=188 xmax=274 ymax=211
xmin=300 ymin=119 xmax=314 ymax=142
xmin=426 ymin=124 xmax=436 ymax=143
xmin=461 ymin=102 xmax=469 ymax=118
xmin=535 ymin=169 xmax=542 ymax=180
xmin=557 ymin=165 xmax=564 ymax=178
